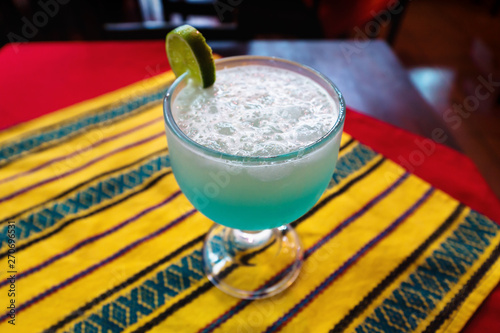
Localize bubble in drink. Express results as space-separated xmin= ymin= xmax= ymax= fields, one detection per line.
xmin=172 ymin=65 xmax=338 ymax=157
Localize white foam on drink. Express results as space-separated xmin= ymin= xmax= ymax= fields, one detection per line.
xmin=172 ymin=65 xmax=338 ymax=157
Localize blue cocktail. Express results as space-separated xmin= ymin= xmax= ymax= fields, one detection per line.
xmin=164 ymin=56 xmax=345 ymax=298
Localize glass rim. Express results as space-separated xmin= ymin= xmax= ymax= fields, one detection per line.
xmin=163 ymin=55 xmax=346 ymax=162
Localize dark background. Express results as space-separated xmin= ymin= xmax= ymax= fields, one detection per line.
xmin=0 ymin=0 xmax=410 ymax=44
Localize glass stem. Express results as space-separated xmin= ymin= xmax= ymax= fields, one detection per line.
xmin=229 ymin=228 xmax=274 ymax=251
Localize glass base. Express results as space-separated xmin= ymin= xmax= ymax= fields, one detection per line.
xmin=203 ymin=224 xmax=303 ymax=299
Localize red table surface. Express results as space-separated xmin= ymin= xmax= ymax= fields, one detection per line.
xmin=1 ymin=41 xmax=499 ymax=332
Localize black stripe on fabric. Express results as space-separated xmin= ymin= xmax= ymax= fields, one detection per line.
xmin=0 ymin=148 xmax=168 ymax=225
xmin=329 ymin=203 xmax=466 ymax=333
xmin=422 ymin=238 xmax=500 ymax=333
xmin=43 ymin=234 xmax=206 ymax=333
xmin=0 ymin=170 xmax=172 ymax=260
xmin=130 ymin=157 xmax=388 ymax=331
xmin=339 ymin=138 xmax=355 ymax=152
xmin=0 ymin=100 xmax=162 ymax=169
xmin=291 ymin=157 xmax=386 ymax=228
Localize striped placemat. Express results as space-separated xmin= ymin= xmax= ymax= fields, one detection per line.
xmin=1 ymin=70 xmax=499 ymax=333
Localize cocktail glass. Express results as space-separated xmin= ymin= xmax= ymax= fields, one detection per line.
xmin=163 ymin=56 xmax=345 ymax=299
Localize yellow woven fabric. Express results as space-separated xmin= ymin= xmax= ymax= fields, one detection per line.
xmin=0 ymin=70 xmax=499 ymax=333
